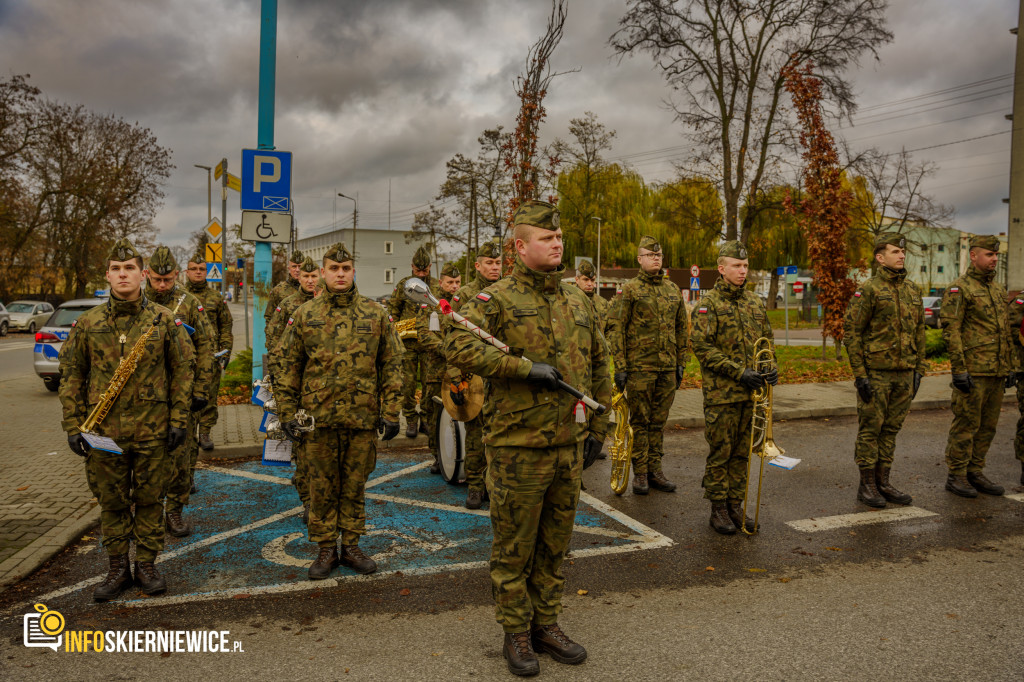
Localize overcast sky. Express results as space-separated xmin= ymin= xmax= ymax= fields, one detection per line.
xmin=0 ymin=0 xmax=1018 ymax=251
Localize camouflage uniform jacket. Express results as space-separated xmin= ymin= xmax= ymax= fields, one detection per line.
xmin=1006 ymin=292 xmax=1024 ymax=368
xmin=187 ymin=280 xmax=234 ymax=352
xmin=584 ymin=288 xmax=611 ymax=337
xmin=58 ymin=295 xmax=195 ymax=439
xmin=264 ymin=277 xmax=300 ymax=326
xmin=274 ymin=284 xmax=404 ymax=429
xmin=940 ymin=265 xmax=1017 ymax=376
xmin=416 ymin=289 xmax=455 ymax=383
xmin=843 ymin=267 xmax=926 ymax=378
xmin=445 ymin=260 xmax=612 ymax=448
xmin=448 ymin=273 xmax=498 ymax=383
xmin=146 ymin=284 xmax=216 ymax=401
xmin=609 ymin=269 xmax=689 ymax=372
xmin=267 ymin=287 xmax=315 ymax=353
xmin=690 ymin=278 xmax=774 ymax=406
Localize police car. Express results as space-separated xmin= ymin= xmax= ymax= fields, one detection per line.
xmin=33 ymin=297 xmax=107 ymax=392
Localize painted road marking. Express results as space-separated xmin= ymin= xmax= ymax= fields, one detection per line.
xmin=0 ymin=342 xmax=34 ymax=352
xmin=786 ymin=506 xmax=938 ymax=533
xmin=26 ymin=455 xmax=673 ymax=610
xmin=1007 ymin=493 xmax=1024 ymax=503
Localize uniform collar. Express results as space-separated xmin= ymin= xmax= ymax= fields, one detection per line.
xmin=145 ymin=282 xmax=180 ymax=306
xmin=475 ymin=273 xmax=497 ymax=288
xmin=879 ymin=266 xmax=907 ymax=284
xmin=714 ymin=278 xmax=746 ymax=300
xmin=186 ymin=280 xmax=207 ymax=295
xmin=324 ymin=283 xmax=358 ymax=307
xmin=287 ymin=276 xmax=300 ymax=289
xmin=512 ymin=260 xmax=564 ymax=295
xmin=967 ymin=264 xmax=995 ymax=284
xmin=638 ymin=268 xmax=664 ymax=285
xmin=108 ymin=291 xmax=147 ymax=316
xmin=297 ymin=287 xmax=315 ymax=302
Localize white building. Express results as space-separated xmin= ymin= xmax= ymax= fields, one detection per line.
xmin=297 ymin=228 xmax=431 ymax=300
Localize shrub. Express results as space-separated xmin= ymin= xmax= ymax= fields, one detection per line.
xmin=925 ymin=328 xmax=946 ymax=358
xmin=221 ymin=347 xmax=253 ymax=389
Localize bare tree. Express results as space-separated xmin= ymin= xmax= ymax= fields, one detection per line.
xmin=611 ymin=0 xmax=892 ymax=242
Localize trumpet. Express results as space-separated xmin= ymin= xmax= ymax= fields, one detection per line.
xmin=741 ymin=337 xmax=783 ymax=535
xmin=608 ymin=390 xmax=633 ymax=495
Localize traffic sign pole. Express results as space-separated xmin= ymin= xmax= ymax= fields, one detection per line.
xmin=220 ymin=157 xmax=228 ymax=296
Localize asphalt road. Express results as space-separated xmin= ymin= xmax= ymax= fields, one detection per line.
xmin=0 ymin=333 xmax=37 ymax=385
xmin=2 ymin=409 xmax=1022 ymax=679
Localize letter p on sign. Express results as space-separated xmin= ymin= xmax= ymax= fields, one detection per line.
xmin=253 ymin=156 xmax=281 ymax=192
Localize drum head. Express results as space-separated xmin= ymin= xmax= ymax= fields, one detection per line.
xmin=437 ymin=408 xmax=466 ymax=484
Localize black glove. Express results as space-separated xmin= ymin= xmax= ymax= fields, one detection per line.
xmin=762 ymin=367 xmax=779 ymax=386
xmin=281 ymin=419 xmax=304 ymax=443
xmin=913 ymin=371 xmax=923 ymax=398
xmin=614 ymin=372 xmax=628 ymax=392
xmin=450 ymin=390 xmax=466 ymax=406
xmin=675 ymin=365 xmax=685 ymax=384
xmin=739 ymin=369 xmax=766 ymax=390
xmin=68 ymin=433 xmax=90 ymax=457
xmin=190 ymin=396 xmax=208 ymax=412
xmin=583 ymin=435 xmax=604 ymax=470
xmin=854 ymin=376 xmax=873 ymax=403
xmin=378 ymin=419 xmax=400 ymax=441
xmin=1006 ymin=373 xmax=1018 ymax=389
xmin=166 ymin=427 xmax=187 ymax=451
xmin=526 ymin=362 xmax=562 ymax=390
xmin=952 ymin=372 xmax=974 ymax=395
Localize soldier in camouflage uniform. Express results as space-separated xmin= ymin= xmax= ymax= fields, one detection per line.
xmin=58 ymin=238 xmax=194 ymax=601
xmin=267 ymin=256 xmax=320 ymax=521
xmin=450 ymin=240 xmax=504 ymax=508
xmin=275 ymin=242 xmax=404 ymax=580
xmin=842 ymin=233 xmax=926 ymax=508
xmin=389 ymin=244 xmax=434 ymax=437
xmin=417 ymin=262 xmax=461 ymax=473
xmin=446 ymin=201 xmax=611 ymax=677
xmin=185 ymin=250 xmax=234 ymax=451
xmin=1007 ymin=288 xmax=1024 ymax=486
xmin=690 ymin=241 xmax=777 ymax=535
xmin=264 ymin=249 xmax=305 ymax=330
xmin=146 ymin=246 xmax=216 ymax=538
xmin=574 ymin=259 xmax=609 ymax=336
xmin=940 ymin=234 xmax=1018 ymax=497
xmin=608 ymin=235 xmax=689 ymax=495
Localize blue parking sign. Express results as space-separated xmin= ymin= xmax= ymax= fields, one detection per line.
xmin=241 ymin=149 xmax=292 ymax=212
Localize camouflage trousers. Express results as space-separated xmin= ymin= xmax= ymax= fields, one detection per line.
xmin=400 ymin=341 xmax=425 ymax=421
xmin=625 ymin=370 xmax=677 ymax=475
xmin=85 ymin=439 xmax=174 ymax=562
xmin=464 ymin=416 xmax=485 ymax=492
xmin=197 ymin=362 xmax=222 ymax=431
xmin=702 ymin=400 xmax=753 ymax=502
xmin=304 ymin=428 xmax=377 ymax=546
xmin=165 ymin=411 xmax=199 ymax=513
xmin=1014 ymin=382 xmax=1024 ymax=464
xmin=486 ymin=442 xmax=582 ymax=633
xmin=423 ymin=380 xmax=442 ymax=466
xmin=293 ymin=440 xmax=309 ymax=505
xmin=854 ymin=369 xmax=914 ymax=469
xmin=945 ymin=375 xmax=1005 ymax=475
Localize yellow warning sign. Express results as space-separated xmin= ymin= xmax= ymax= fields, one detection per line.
xmin=205 ymin=242 xmax=223 ymax=263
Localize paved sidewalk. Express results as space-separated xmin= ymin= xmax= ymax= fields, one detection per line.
xmin=0 ymin=372 xmax=1010 ymax=591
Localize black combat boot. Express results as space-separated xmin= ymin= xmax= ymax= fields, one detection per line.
xmin=632 ymin=473 xmax=649 ymax=495
xmin=727 ymin=501 xmax=756 ymax=533
xmin=945 ymin=473 xmax=978 ymax=498
xmin=857 ymin=468 xmax=886 ymax=508
xmin=198 ymin=431 xmax=214 ymax=451
xmin=966 ymin=471 xmax=1004 ymax=496
xmin=1020 ymin=461 xmax=1024 ymax=486
xmin=301 ymin=504 xmax=309 ymax=525
xmin=466 ymin=489 xmax=483 ymax=510
xmin=165 ymin=510 xmax=191 ymax=537
xmin=93 ymin=554 xmax=133 ymax=602
xmin=429 ymin=453 xmax=441 ymax=475
xmin=875 ymin=465 xmax=913 ymax=505
xmin=419 ymin=418 xmax=429 ymax=435
xmin=503 ymin=631 xmax=540 ymax=677
xmin=308 ymin=546 xmax=340 ymax=580
xmin=709 ymin=501 xmax=737 ymax=535
xmin=647 ymin=470 xmax=677 ymax=492
xmin=405 ymin=418 xmax=418 ymax=439
xmin=134 ymin=560 xmax=167 ymax=595
xmin=340 ymin=544 xmax=377 ymax=574
xmin=531 ymin=624 xmax=587 ymax=664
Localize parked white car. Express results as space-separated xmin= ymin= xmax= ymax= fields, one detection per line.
xmin=6 ymin=300 xmax=54 ymax=334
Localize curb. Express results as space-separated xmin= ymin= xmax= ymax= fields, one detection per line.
xmin=0 ymin=503 xmax=100 ymax=592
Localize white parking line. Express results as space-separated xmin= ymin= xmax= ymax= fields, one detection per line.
xmin=1006 ymin=493 xmax=1024 ymax=503
xmin=786 ymin=506 xmax=938 ymax=533
xmin=0 ymin=342 xmax=34 ymax=352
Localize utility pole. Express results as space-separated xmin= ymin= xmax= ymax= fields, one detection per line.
xmin=338 ymin=192 xmax=357 ymax=259
xmin=468 ymin=177 xmax=477 ymax=280
xmin=194 ymin=164 xmax=212 ymax=222
xmin=1007 ymin=4 xmax=1024 ymax=290
xmin=218 ymin=158 xmax=227 ymax=295
xmin=252 ymin=0 xmax=277 ymax=385
xmin=591 ymin=216 xmax=603 ymax=293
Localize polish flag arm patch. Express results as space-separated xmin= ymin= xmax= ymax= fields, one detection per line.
xmin=949 ymin=287 xmax=960 ymax=294
xmin=1015 ymin=299 xmax=1024 ymax=305
xmin=853 ymin=291 xmax=862 ymax=298
xmin=198 ymin=305 xmax=204 ymax=312
xmin=697 ymin=306 xmax=708 ymax=314
xmin=275 ymin=306 xmax=281 ymax=312
xmin=476 ymin=292 xmax=492 ymax=302
xmin=453 ymin=295 xmax=460 ymax=302
xmin=175 ymin=319 xmax=183 ymax=326
xmin=287 ymin=318 xmax=294 ymax=326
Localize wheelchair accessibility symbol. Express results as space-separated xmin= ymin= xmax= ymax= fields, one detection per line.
xmin=241 ymin=209 xmax=292 ymax=244
xmin=256 ymin=214 xmax=277 ymax=239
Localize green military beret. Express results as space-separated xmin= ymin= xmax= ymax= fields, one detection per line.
xmin=513 ymin=200 xmax=560 ymax=230
xmin=290 ymin=250 xmax=304 ymax=264
xmin=148 ymin=245 xmax=178 ymax=275
xmin=412 ymin=244 xmax=432 ymax=268
xmin=323 ymin=241 xmax=354 ymax=263
xmin=969 ymin=234 xmax=1001 ymax=252
xmin=107 ymin=238 xmax=140 ymax=263
xmin=477 ymin=241 xmax=502 ymax=259
xmin=718 ymin=240 xmax=748 ymax=260
xmin=440 ymin=262 xmax=460 ymax=279
xmin=638 ymin=235 xmax=661 ymax=253
xmin=874 ymin=232 xmax=906 ymax=251
xmin=577 ymin=259 xmax=596 ymax=278
xmin=189 ymin=249 xmax=206 ymax=265
xmin=299 ymin=256 xmax=318 ymax=273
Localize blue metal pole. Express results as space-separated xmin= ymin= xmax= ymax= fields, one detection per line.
xmin=252 ymin=0 xmax=277 ymax=384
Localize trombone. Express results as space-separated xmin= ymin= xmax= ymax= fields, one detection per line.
xmin=741 ymin=337 xmax=783 ymax=535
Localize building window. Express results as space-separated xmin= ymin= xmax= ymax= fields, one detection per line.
xmin=384 ymin=269 xmax=394 ymax=284
xmin=385 ymin=241 xmax=394 ymax=255
xmin=920 ymin=266 xmax=927 ymax=273
xmin=937 ymin=265 xmax=944 ymax=273
xmin=937 ymin=244 xmax=945 ymax=252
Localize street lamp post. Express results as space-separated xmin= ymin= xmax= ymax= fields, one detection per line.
xmin=338 ymin=192 xmax=357 ymax=258
xmin=591 ymin=216 xmax=603 ymax=293
xmin=194 ymin=164 xmax=212 ymax=222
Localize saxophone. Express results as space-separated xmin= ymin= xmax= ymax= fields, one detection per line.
xmin=608 ymin=390 xmax=633 ymax=495
xmin=80 ymin=314 xmax=163 ymax=434
xmin=393 ymin=317 xmax=417 ymax=340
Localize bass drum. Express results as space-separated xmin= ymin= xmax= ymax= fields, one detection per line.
xmin=436 ymin=408 xmax=467 ymax=485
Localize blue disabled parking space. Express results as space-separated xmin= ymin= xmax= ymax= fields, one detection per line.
xmin=34 ymin=453 xmax=672 ymax=609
